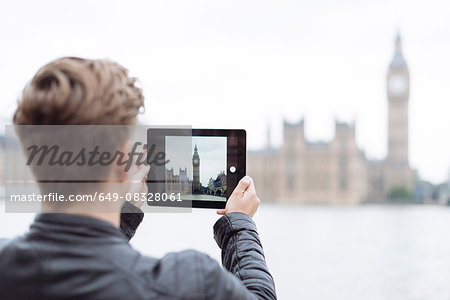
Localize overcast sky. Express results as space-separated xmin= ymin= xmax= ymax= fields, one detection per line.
xmin=1 ymin=0 xmax=449 ymax=183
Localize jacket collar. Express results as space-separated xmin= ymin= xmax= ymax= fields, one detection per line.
xmin=28 ymin=213 xmax=129 ymax=244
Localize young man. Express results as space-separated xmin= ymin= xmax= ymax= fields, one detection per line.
xmin=0 ymin=57 xmax=276 ymax=299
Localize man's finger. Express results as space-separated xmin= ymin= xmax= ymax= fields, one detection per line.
xmin=216 ymin=209 xmax=226 ymax=215
xmin=134 ymin=164 xmax=150 ymax=181
xmin=245 ymin=176 xmax=256 ymax=195
xmin=231 ymin=176 xmax=252 ymax=196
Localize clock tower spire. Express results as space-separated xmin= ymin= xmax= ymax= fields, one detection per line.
xmin=385 ymin=31 xmax=413 ymax=194
xmin=192 ymin=144 xmax=201 ymax=193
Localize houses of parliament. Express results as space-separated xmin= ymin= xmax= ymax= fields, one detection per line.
xmin=247 ymin=33 xmax=414 ymax=205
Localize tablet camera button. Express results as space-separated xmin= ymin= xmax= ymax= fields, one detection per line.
xmin=229 ymin=166 xmax=236 ymax=173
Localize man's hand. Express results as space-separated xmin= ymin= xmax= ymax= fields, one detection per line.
xmin=216 ymin=176 xmax=260 ymax=218
xmin=127 ymin=164 xmax=150 ymax=209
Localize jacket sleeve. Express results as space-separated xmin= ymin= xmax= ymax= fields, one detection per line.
xmin=149 ymin=249 xmax=274 ymax=300
xmin=120 ymin=201 xmax=144 ymax=240
xmin=213 ymin=212 xmax=276 ymax=300
xmin=0 ymin=239 xmax=8 ymax=252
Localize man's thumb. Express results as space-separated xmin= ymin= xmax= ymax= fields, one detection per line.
xmin=232 ymin=176 xmax=252 ymax=195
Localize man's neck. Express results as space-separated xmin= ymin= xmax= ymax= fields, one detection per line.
xmin=40 ymin=185 xmax=124 ymax=227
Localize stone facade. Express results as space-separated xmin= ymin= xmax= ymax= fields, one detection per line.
xmin=165 ymin=167 xmax=192 ymax=194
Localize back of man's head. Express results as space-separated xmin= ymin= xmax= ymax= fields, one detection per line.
xmin=12 ymin=57 xmax=145 ymax=212
xmin=14 ymin=57 xmax=143 ymax=126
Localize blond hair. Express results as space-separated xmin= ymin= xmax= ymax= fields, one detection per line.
xmin=14 ymin=57 xmax=144 ymax=125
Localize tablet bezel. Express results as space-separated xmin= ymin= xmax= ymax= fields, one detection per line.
xmin=146 ymin=128 xmax=246 ymax=209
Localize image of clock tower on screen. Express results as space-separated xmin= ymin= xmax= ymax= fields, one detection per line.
xmin=192 ymin=144 xmax=201 ymax=193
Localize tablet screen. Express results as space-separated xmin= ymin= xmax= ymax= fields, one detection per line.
xmin=164 ymin=136 xmax=227 ymax=202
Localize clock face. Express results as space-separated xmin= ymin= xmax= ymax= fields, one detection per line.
xmin=193 ymin=159 xmax=198 ymax=164
xmin=389 ymin=74 xmax=407 ymax=96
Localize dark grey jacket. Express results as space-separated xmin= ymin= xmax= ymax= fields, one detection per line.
xmin=0 ymin=203 xmax=276 ymax=299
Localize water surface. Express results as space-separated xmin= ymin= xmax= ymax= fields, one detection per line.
xmin=1 ymin=202 xmax=449 ymax=299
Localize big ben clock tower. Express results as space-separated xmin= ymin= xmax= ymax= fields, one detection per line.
xmin=385 ymin=32 xmax=413 ymax=193
xmin=192 ymin=144 xmax=201 ymax=193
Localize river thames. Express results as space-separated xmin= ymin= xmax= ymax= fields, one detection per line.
xmin=1 ymin=202 xmax=450 ymax=299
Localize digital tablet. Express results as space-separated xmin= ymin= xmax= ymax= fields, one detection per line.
xmin=146 ymin=128 xmax=246 ymax=209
